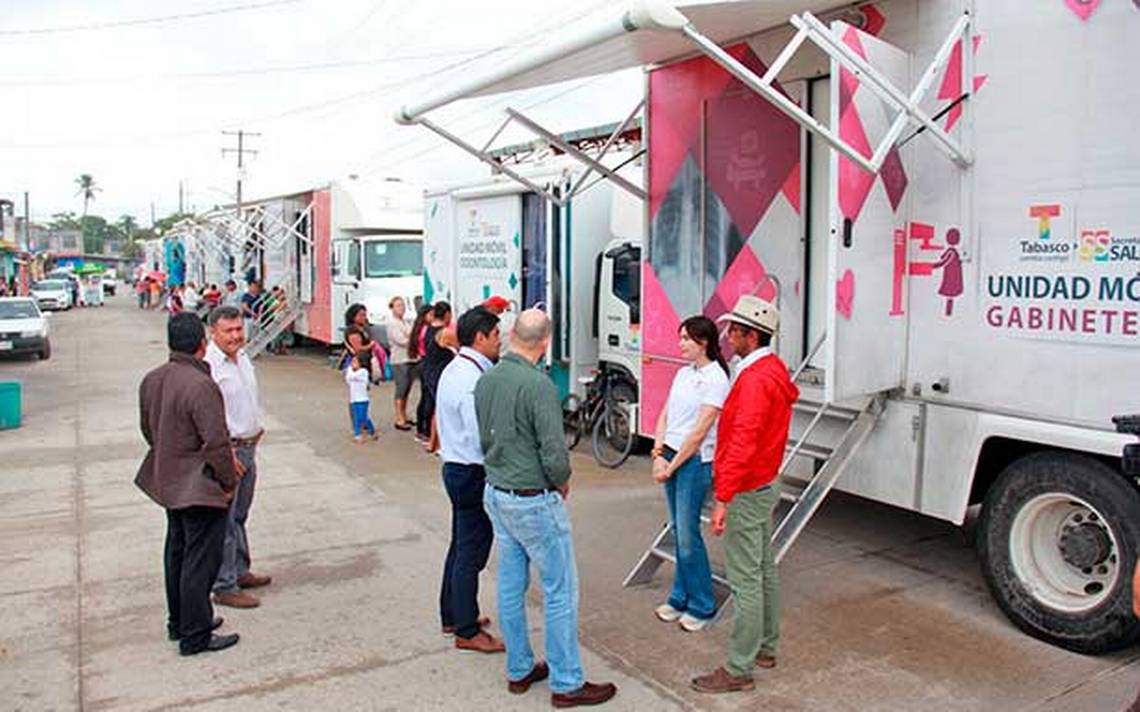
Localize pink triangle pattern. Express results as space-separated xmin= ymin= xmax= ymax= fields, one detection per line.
xmin=938 ymin=35 xmax=988 ymax=132
xmin=1065 ymin=0 xmax=1101 ymax=21
xmin=640 ymin=263 xmax=682 ymax=358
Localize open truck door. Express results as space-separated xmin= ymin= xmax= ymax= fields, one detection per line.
xmin=824 ymin=22 xmax=912 ymax=403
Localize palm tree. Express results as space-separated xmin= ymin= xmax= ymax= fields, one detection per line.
xmin=75 ymin=174 xmax=101 ymax=220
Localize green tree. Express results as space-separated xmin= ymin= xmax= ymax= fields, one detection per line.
xmin=75 ymin=174 xmax=100 ymax=220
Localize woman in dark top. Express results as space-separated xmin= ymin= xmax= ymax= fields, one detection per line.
xmin=418 ymin=301 xmax=454 ymax=452
xmin=409 ymin=304 xmax=433 ymax=439
xmin=343 ymin=303 xmax=386 ymax=381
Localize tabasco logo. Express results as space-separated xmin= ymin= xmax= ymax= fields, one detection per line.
xmin=1019 ymin=204 xmax=1071 ymax=261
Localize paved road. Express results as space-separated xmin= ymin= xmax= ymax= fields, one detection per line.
xmin=1 ymin=298 xmax=1137 ymax=710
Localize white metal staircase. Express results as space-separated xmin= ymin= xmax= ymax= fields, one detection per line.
xmin=623 ymin=333 xmax=885 ymax=619
xmin=243 ymin=274 xmax=303 ymax=360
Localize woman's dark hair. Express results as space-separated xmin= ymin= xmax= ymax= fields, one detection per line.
xmin=680 ymin=315 xmax=729 ymax=376
xmin=408 ymin=304 xmax=433 ymax=359
xmin=431 ymin=301 xmax=451 ymax=320
xmin=344 ymin=303 xmax=367 ymax=327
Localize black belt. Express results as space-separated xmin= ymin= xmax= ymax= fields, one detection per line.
xmin=230 ymin=434 xmax=261 ymax=448
xmin=492 ymin=485 xmax=555 ymax=497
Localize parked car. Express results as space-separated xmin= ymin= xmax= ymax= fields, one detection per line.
xmin=30 ymin=279 xmax=72 ymax=311
xmin=0 ymin=297 xmax=51 ymax=360
xmin=102 ymin=275 xmax=117 ymax=295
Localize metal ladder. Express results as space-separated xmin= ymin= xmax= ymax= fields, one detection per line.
xmin=622 ymin=333 xmax=885 ymax=619
xmin=244 ymin=274 xmax=303 ymax=360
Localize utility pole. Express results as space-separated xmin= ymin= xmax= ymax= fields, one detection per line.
xmin=221 ymin=130 xmax=260 ymax=222
xmin=178 ymin=180 xmax=184 ymax=214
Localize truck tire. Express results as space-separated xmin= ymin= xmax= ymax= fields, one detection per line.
xmin=977 ymin=451 xmax=1140 ymax=653
xmin=38 ymin=340 xmax=51 ymax=360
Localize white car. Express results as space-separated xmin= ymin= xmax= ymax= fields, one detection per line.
xmin=31 ymin=279 xmax=72 ymax=311
xmin=0 ymin=297 xmax=51 ymax=360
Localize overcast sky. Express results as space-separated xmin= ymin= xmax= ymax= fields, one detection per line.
xmin=0 ymin=0 xmax=641 ymax=224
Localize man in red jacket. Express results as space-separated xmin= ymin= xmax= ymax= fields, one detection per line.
xmin=692 ymin=295 xmax=799 ymax=694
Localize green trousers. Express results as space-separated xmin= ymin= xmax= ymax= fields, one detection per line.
xmin=724 ymin=484 xmax=780 ymax=677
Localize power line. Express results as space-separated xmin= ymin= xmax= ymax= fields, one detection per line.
xmin=0 ymin=47 xmax=500 ymax=87
xmin=0 ymin=0 xmax=305 ymax=36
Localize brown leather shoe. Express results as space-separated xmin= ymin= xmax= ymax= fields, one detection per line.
xmin=441 ymin=616 xmax=490 ymax=635
xmin=690 ymin=667 xmax=755 ymax=694
xmin=756 ymin=652 xmax=777 ymax=669
xmin=454 ymin=631 xmax=505 ymax=653
xmin=213 ymin=591 xmax=260 ymax=608
xmin=237 ymin=572 xmax=272 ymax=589
xmin=508 ymin=661 xmax=549 ymax=694
xmin=551 ymin=681 xmax=617 ymax=708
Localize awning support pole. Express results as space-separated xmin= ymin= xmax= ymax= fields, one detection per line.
xmin=415 ymin=117 xmax=567 ymax=205
xmin=793 ymin=12 xmax=971 ymax=168
xmin=566 ymin=98 xmax=645 ymax=200
xmin=505 ymin=108 xmax=647 ymax=201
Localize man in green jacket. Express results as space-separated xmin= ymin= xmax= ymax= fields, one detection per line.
xmin=475 ymin=308 xmax=617 ymax=708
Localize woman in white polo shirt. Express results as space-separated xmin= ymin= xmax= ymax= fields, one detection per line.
xmin=650 ymin=315 xmax=731 ymax=632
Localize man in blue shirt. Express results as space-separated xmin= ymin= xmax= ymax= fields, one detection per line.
xmin=436 ymin=306 xmax=504 ymax=653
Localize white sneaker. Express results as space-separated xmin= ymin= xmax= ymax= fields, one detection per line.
xmin=678 ymin=613 xmax=712 ymax=632
xmin=654 ymin=604 xmax=683 ymax=623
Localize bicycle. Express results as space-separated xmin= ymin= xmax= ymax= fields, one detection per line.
xmin=561 ymin=367 xmax=637 ymax=468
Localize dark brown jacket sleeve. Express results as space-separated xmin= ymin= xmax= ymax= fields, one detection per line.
xmin=190 ymin=379 xmax=237 ymax=493
xmin=139 ymin=375 xmax=153 ymax=447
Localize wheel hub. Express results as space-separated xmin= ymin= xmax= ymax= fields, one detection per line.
xmin=1058 ymin=522 xmax=1111 ymax=570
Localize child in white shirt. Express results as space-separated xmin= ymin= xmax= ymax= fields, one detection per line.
xmin=346 ymin=352 xmax=378 ymax=442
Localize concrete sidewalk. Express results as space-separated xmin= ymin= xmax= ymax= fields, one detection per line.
xmin=0 ymin=302 xmax=683 ymax=711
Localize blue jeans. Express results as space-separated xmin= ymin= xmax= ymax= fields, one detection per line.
xmin=483 ymin=485 xmax=583 ymax=693
xmin=663 ymin=452 xmax=715 ymax=619
xmin=350 ymin=401 xmax=374 ymax=437
xmin=213 ymin=446 xmax=257 ymax=594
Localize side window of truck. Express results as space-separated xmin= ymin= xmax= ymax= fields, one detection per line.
xmin=611 ymin=247 xmax=641 ymax=325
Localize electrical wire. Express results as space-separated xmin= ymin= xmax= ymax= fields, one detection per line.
xmin=0 ymin=0 xmax=305 ymax=36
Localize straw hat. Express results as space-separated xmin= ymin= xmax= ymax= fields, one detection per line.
xmin=716 ymin=294 xmax=779 ymax=335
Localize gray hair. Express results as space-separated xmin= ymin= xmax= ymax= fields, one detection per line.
xmin=512 ymin=308 xmax=551 ymax=346
xmin=208 ymin=305 xmax=242 ymax=326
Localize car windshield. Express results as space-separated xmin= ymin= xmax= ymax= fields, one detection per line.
xmin=0 ymin=301 xmax=40 ymax=319
xmin=363 ymin=240 xmax=422 ymax=279
xmin=35 ymin=280 xmax=66 ymax=290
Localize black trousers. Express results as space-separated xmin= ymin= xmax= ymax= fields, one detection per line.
xmin=164 ymin=506 xmax=227 ymax=652
xmin=439 ymin=463 xmax=494 ymax=639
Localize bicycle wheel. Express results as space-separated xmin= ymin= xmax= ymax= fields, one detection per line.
xmin=592 ymin=400 xmax=634 ymax=468
xmin=561 ymin=393 xmax=583 ymax=450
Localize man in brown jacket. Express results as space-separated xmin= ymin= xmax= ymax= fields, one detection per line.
xmin=136 ymin=312 xmax=241 ymax=656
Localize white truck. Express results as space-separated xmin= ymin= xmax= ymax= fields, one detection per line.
xmin=181 ymin=178 xmax=422 ymax=348
xmin=397 ymin=0 xmax=1140 ymax=653
xmin=424 ymin=149 xmax=643 ymax=400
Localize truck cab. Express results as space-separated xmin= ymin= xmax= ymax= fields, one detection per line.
xmin=594 ymin=239 xmax=642 ymax=396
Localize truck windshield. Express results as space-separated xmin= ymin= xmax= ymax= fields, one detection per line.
xmin=363 ymin=240 xmax=421 ymax=279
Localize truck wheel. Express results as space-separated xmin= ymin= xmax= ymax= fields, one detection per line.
xmin=39 ymin=341 xmax=51 ymax=360
xmin=977 ymin=451 xmax=1140 ymax=653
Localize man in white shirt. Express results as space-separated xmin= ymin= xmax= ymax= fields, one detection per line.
xmin=204 ymin=305 xmax=272 ymax=609
xmin=435 ymin=306 xmax=504 ymax=654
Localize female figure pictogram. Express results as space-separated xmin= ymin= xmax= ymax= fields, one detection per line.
xmin=933 ymin=228 xmax=964 ymax=317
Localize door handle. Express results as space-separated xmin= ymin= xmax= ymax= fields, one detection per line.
xmin=842 ymin=218 xmax=853 ymax=248
xmin=608 ymin=335 xmax=619 ymax=346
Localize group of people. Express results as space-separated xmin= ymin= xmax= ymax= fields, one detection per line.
xmin=136 ymin=307 xmax=273 ymax=656
xmin=427 ymin=293 xmax=797 ymax=706
xmin=136 ymin=290 xmax=797 ymax=704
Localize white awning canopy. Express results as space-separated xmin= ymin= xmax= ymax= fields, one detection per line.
xmin=396 ymin=0 xmax=846 ymax=123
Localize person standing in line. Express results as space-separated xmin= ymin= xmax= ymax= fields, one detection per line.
xmin=650 ymin=316 xmax=730 ymax=633
xmin=476 ymin=309 xmax=617 ymax=708
xmin=240 ymin=279 xmax=264 ymax=340
xmin=346 ymin=352 xmax=379 ymax=443
xmin=691 ymin=296 xmax=798 ymax=694
xmin=205 ymin=306 xmax=273 ymax=609
xmin=420 ymin=301 xmax=454 ymax=453
xmin=136 ymin=277 xmax=149 ymax=309
xmin=436 ymin=307 xmax=504 ymax=654
xmin=409 ymin=304 xmax=433 ymax=441
xmin=220 ymin=279 xmax=241 ymax=309
xmin=149 ymin=277 xmax=163 ymax=311
xmin=386 ymin=297 xmax=419 ymax=431
xmin=136 ymin=312 xmax=240 ymax=656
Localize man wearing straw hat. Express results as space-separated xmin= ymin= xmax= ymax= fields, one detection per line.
xmin=692 ymin=295 xmax=799 ymax=694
